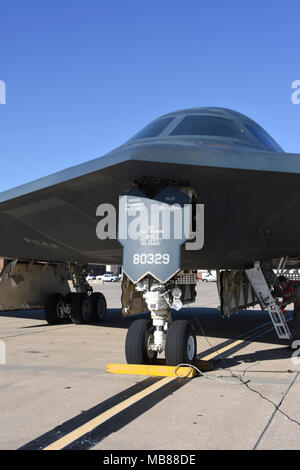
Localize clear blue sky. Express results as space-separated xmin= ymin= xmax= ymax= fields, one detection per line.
xmin=0 ymin=0 xmax=299 ymax=191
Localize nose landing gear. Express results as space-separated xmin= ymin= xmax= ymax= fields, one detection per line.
xmin=125 ymin=277 xmax=197 ymax=366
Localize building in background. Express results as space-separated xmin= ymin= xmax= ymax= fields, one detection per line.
xmin=77 ymin=264 xmax=122 ymax=277
xmin=0 ymin=259 xmax=121 ymax=278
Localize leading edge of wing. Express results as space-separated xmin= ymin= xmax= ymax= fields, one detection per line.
xmin=0 ymin=142 xmax=300 ymax=204
xmin=122 ymin=142 xmax=300 ymax=176
xmin=0 ymin=150 xmax=126 ymax=204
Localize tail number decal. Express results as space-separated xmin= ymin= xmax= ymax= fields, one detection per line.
xmin=133 ymin=253 xmax=170 ymax=265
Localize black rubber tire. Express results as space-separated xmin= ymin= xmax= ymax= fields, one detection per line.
xmin=91 ymin=292 xmax=107 ymax=321
xmin=291 ymin=307 xmax=300 ymax=339
xmin=125 ymin=319 xmax=157 ymax=364
xmin=44 ymin=293 xmax=65 ymax=325
xmin=63 ymin=292 xmax=76 ymax=323
xmin=65 ymin=292 xmax=76 ymax=304
xmin=70 ymin=293 xmax=94 ymax=324
xmin=165 ymin=320 xmax=197 ymax=366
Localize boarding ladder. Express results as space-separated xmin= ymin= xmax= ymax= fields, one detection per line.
xmin=245 ymin=263 xmax=292 ymax=340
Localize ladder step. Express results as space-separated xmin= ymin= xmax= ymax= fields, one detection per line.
xmin=267 ymin=309 xmax=291 ymax=339
xmin=246 ymin=265 xmax=292 ymax=340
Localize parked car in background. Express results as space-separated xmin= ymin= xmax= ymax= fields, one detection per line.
xmin=202 ymin=271 xmax=217 ymax=282
xmin=97 ymin=273 xmax=119 ymax=282
xmin=86 ymin=274 xmax=96 ymax=281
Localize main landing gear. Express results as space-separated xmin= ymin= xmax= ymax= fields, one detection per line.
xmin=44 ymin=264 xmax=107 ymax=325
xmin=125 ymin=277 xmax=197 ymax=366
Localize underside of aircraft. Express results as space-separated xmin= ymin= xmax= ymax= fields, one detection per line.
xmin=0 ymin=107 xmax=299 ymax=364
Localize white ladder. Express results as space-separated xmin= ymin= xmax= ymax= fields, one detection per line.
xmin=245 ymin=263 xmax=292 ymax=340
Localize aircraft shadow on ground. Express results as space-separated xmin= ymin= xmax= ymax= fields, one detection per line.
xmin=1 ymin=306 xmax=292 ymax=350
xmin=212 ymin=346 xmax=292 ymax=370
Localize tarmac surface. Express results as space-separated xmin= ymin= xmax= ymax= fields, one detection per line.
xmin=1 ymin=280 xmax=300 ymax=450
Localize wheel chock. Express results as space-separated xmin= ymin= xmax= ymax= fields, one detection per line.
xmin=106 ymin=360 xmax=213 ymax=378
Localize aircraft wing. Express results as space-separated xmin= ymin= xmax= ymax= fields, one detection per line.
xmin=0 ymin=141 xmax=300 ymax=268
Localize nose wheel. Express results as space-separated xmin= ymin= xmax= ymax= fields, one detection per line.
xmin=125 ymin=318 xmax=196 ymax=366
xmin=125 ymin=319 xmax=157 ymax=364
xmin=165 ymin=320 xmax=197 ymax=366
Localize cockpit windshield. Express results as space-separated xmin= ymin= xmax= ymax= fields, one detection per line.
xmin=243 ymin=122 xmax=282 ymax=152
xmin=129 ymin=117 xmax=174 ymax=141
xmin=127 ymin=109 xmax=282 ymax=152
xmin=170 ymin=115 xmax=242 ymax=138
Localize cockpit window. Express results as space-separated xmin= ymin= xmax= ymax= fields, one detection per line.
xmin=129 ymin=117 xmax=174 ymax=141
xmin=244 ymin=123 xmax=282 ymax=152
xmin=169 ymin=115 xmax=242 ymax=138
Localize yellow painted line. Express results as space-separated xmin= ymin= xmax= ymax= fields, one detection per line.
xmin=43 ymin=323 xmax=271 ymax=450
xmin=106 ymin=363 xmax=197 ymax=378
xmin=201 ymin=325 xmax=273 ymax=361
xmin=43 ymin=376 xmax=174 ymax=450
xmin=201 ymin=338 xmax=246 ymax=361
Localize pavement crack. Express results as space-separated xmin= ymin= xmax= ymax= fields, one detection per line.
xmin=252 ymin=369 xmax=300 ymax=449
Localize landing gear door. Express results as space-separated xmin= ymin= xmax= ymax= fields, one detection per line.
xmin=118 ymin=186 xmax=191 ymax=284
